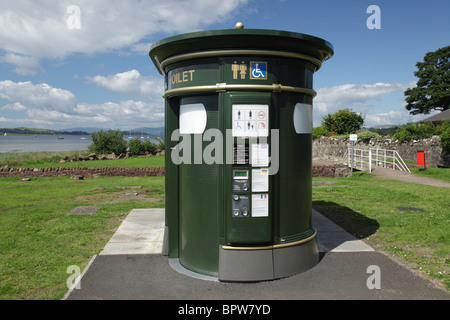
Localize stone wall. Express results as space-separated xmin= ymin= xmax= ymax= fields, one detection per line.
xmin=0 ymin=165 xmax=346 ymax=178
xmin=313 ymin=136 xmax=449 ymax=168
xmin=0 ymin=166 xmax=165 ymax=178
xmin=312 ymin=164 xmax=349 ymax=177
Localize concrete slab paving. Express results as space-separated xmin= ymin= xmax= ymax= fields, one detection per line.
xmin=99 ymin=208 xmax=374 ymax=256
xmin=100 ymin=208 xmax=165 ymax=255
xmin=312 ymin=209 xmax=374 ymax=253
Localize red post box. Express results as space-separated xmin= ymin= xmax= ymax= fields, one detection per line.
xmin=417 ymin=151 xmax=425 ymax=170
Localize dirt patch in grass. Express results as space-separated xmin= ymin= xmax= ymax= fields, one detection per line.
xmin=75 ymin=189 xmax=159 ymax=204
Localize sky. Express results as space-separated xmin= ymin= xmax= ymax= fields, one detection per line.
xmin=0 ymin=0 xmax=449 ymax=131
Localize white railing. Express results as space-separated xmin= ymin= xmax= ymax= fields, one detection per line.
xmin=342 ymin=148 xmax=411 ymax=173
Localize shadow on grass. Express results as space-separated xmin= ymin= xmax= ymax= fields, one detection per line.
xmin=313 ymin=200 xmax=380 ymax=239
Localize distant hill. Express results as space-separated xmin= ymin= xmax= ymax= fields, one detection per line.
xmin=364 ymin=125 xmax=402 ymax=136
xmin=64 ymin=126 xmax=165 ymax=138
xmin=62 ymin=127 xmax=100 ymax=134
xmin=1 ymin=126 xmax=165 ymax=138
xmin=130 ymin=127 xmax=164 ymax=138
xmin=0 ymin=127 xmax=90 ymax=135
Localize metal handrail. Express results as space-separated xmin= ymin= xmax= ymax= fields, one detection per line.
xmin=342 ymin=148 xmax=410 ymax=173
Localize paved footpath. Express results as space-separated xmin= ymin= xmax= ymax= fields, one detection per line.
xmin=371 ymin=166 xmax=450 ymax=187
xmin=64 ymin=208 xmax=449 ymax=300
xmin=312 ymin=159 xmax=450 ymax=187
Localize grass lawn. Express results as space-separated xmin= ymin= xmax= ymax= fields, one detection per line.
xmin=312 ymin=172 xmax=449 ymax=290
xmin=0 ymin=175 xmax=164 ymax=300
xmin=0 ymin=152 xmax=448 ymax=299
xmin=410 ymin=167 xmax=450 ymax=183
xmin=1 ymin=151 xmax=90 ymax=167
xmin=0 ymin=151 xmax=165 ymax=168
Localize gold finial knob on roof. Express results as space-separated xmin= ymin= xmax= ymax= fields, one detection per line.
xmin=235 ymin=22 xmax=244 ymax=29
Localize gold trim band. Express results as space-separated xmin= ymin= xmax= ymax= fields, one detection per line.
xmin=161 ymin=49 xmax=322 ymax=71
xmin=221 ymin=231 xmax=317 ymax=251
xmin=163 ymin=83 xmax=317 ymax=98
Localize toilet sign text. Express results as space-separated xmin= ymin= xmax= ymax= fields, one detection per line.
xmin=170 ymin=69 xmax=196 ymax=85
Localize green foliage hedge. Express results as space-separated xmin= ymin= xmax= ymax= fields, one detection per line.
xmin=392 ymin=121 xmax=450 ymax=153
xmin=357 ymin=131 xmax=383 ymax=141
xmin=89 ymin=130 xmax=165 ymax=155
xmin=312 ymin=126 xmax=327 ymax=139
xmin=89 ymin=130 xmax=128 ymax=155
xmin=313 ymin=119 xmax=449 ymax=153
xmin=393 ymin=122 xmax=437 ymax=142
xmin=321 ymin=108 xmax=365 ymax=134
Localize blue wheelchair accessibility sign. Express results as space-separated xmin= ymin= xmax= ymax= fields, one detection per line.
xmin=250 ymin=62 xmax=267 ymax=79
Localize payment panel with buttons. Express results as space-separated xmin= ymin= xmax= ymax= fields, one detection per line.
xmin=232 ymin=169 xmax=250 ymax=217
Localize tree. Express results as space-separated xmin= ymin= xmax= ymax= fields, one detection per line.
xmin=312 ymin=126 xmax=327 ymax=139
xmin=321 ymin=108 xmax=365 ymax=134
xmin=128 ymin=138 xmax=143 ymax=155
xmin=404 ymin=46 xmax=450 ymax=115
xmin=88 ymin=129 xmax=127 ymax=155
xmin=438 ymin=120 xmax=450 ymax=154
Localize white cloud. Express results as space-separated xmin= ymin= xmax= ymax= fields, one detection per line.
xmin=313 ymin=82 xmax=416 ymax=127
xmin=0 ymin=79 xmax=164 ymax=130
xmin=364 ymin=109 xmax=439 ymax=127
xmin=87 ymin=70 xmax=164 ymax=100
xmin=0 ymin=115 xmax=54 ymax=128
xmin=0 ymin=80 xmax=77 ymax=112
xmin=74 ymin=100 xmax=164 ymax=128
xmin=1 ymin=99 xmax=164 ymax=130
xmin=0 ymin=53 xmax=43 ymax=76
xmin=25 ymin=107 xmax=110 ymax=126
xmin=131 ymin=43 xmax=153 ymax=55
xmin=1 ymin=102 xmax=27 ymax=112
xmin=0 ymin=0 xmax=248 ymax=74
xmin=315 ymin=82 xmax=414 ymax=109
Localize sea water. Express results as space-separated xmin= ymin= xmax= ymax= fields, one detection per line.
xmin=0 ymin=134 xmax=92 ymax=153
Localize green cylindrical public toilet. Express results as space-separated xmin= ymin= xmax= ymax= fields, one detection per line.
xmin=149 ymin=24 xmax=333 ymax=281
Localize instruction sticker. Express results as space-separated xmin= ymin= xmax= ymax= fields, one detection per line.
xmin=252 ymin=168 xmax=269 ymax=192
xmin=252 ymin=194 xmax=269 ymax=217
xmin=251 ymin=144 xmax=269 ymax=167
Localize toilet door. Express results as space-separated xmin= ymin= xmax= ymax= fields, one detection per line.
xmin=177 ymin=95 xmax=221 ymax=277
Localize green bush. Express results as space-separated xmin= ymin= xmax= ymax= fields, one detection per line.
xmin=358 ymin=131 xmax=382 ymax=141
xmin=129 ymin=139 xmax=163 ymax=155
xmin=155 ymin=137 xmax=165 ymax=150
xmin=313 ymin=126 xmax=328 ymax=139
xmin=142 ymin=140 xmax=157 ymax=154
xmin=322 ymin=108 xmax=365 ymax=134
xmin=89 ymin=129 xmax=127 ymax=155
xmin=440 ymin=130 xmax=450 ymax=153
xmin=435 ymin=120 xmax=450 ymax=135
xmin=439 ymin=121 xmax=450 ymax=153
xmin=393 ymin=122 xmax=437 ymax=142
xmin=391 ymin=121 xmax=450 ymax=153
xmin=128 ymin=138 xmax=143 ymax=155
